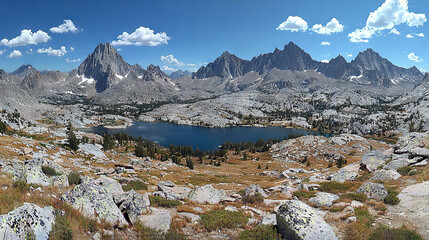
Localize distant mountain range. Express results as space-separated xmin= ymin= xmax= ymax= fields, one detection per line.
xmin=193 ymin=42 xmax=422 ymax=87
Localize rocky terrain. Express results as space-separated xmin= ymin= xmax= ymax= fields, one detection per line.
xmin=0 ymin=114 xmax=427 ymax=239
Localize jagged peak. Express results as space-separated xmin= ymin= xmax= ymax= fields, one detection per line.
xmin=284 ymin=41 xmax=298 ymax=49
xmin=221 ymin=51 xmax=231 ymax=57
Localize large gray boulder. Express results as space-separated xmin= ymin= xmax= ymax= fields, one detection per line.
xmin=360 ymin=151 xmax=389 ymax=172
xmin=156 ymin=181 xmax=192 ymax=200
xmin=309 ymin=192 xmax=339 ymax=208
xmin=330 ymin=162 xmax=360 ymax=183
xmin=356 ymin=183 xmax=388 ymax=201
xmin=370 ymin=169 xmax=401 ymax=181
xmin=394 ymin=132 xmax=429 ymax=154
xmin=244 ymin=184 xmax=268 ymax=198
xmin=276 ymin=200 xmax=338 ymax=240
xmin=0 ymin=203 xmax=55 ymax=240
xmin=114 ymin=190 xmax=150 ymax=225
xmin=78 ymin=143 xmax=107 ymax=159
xmin=93 ymin=176 xmax=124 ymax=195
xmin=138 ymin=208 xmax=172 ymax=232
xmin=62 ymin=179 xmax=127 ymax=227
xmin=188 ymin=184 xmax=226 ymax=204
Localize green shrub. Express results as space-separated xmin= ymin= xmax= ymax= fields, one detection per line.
xmin=238 ymin=225 xmax=279 ymax=240
xmin=293 ymin=190 xmax=316 ymax=199
xmin=345 ymin=207 xmax=375 ymax=240
xmin=397 ymin=166 xmax=416 ymax=176
xmin=42 ymin=166 xmax=61 ymax=177
xmin=368 ymin=226 xmax=423 ymax=240
xmin=0 ymin=120 xmax=7 ymax=134
xmin=384 ymin=189 xmax=400 ymax=205
xmin=242 ymin=193 xmax=264 ymax=204
xmin=67 ymin=172 xmax=81 ymax=185
xmin=134 ymin=222 xmax=187 ymax=240
xmin=49 ymin=212 xmax=72 ymax=240
xmin=12 ymin=180 xmax=30 ymax=191
xmin=186 ymin=158 xmax=194 ymax=170
xmin=200 ymin=209 xmax=248 ymax=231
xmin=319 ymin=181 xmax=352 ymax=193
xmin=122 ymin=180 xmax=148 ymax=191
xmin=149 ymin=196 xmax=182 ymax=208
xmin=343 ymin=193 xmax=367 ymax=202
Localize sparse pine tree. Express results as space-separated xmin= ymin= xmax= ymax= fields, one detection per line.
xmin=66 ymin=122 xmax=79 ymax=151
xmin=186 ymin=157 xmax=194 ymax=169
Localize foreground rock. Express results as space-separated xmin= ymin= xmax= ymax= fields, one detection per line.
xmin=114 ymin=190 xmax=150 ymax=225
xmin=138 ymin=208 xmax=172 ymax=232
xmin=330 ymin=162 xmax=360 ymax=183
xmin=0 ymin=203 xmax=55 ymax=240
xmin=156 ymin=181 xmax=192 ymax=200
xmin=356 ymin=182 xmax=388 ymax=200
xmin=62 ymin=178 xmax=128 ymax=227
xmin=188 ymin=184 xmax=227 ymax=204
xmin=370 ymin=169 xmax=401 ymax=181
xmin=360 ymin=151 xmax=388 ymax=172
xmin=276 ymin=200 xmax=338 ymax=240
xmin=244 ymin=184 xmax=268 ymax=198
xmin=309 ymin=192 xmax=339 ymax=207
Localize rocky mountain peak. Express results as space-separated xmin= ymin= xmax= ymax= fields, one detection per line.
xmin=77 ymin=43 xmax=132 ymax=92
xmin=11 ymin=65 xmax=37 ymax=78
xmin=142 ymin=65 xmax=169 ymax=81
xmin=20 ymin=70 xmax=43 ymax=90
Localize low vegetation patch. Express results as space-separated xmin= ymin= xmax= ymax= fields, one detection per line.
xmin=67 ymin=172 xmax=81 ymax=185
xmin=368 ymin=226 xmax=422 ymax=240
xmin=293 ymin=190 xmax=316 ymax=199
xmin=200 ymin=209 xmax=248 ymax=231
xmin=242 ymin=193 xmax=264 ymax=204
xmin=49 ymin=212 xmax=73 ymax=240
xmin=342 ymin=193 xmax=368 ymax=202
xmin=384 ymin=189 xmax=400 ymax=205
xmin=122 ymin=180 xmax=148 ymax=191
xmin=42 ymin=166 xmax=61 ymax=177
xmin=397 ymin=166 xmax=417 ymax=176
xmin=149 ymin=196 xmax=182 ymax=208
xmin=134 ymin=222 xmax=187 ymax=240
xmin=238 ymin=225 xmax=279 ymax=240
xmin=345 ymin=207 xmax=374 ymax=240
xmin=319 ymin=181 xmax=352 ymax=193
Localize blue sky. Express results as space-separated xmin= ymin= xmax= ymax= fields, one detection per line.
xmin=0 ymin=0 xmax=427 ymax=73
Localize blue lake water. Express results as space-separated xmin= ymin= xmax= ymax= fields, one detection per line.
xmin=90 ymin=122 xmax=329 ymax=150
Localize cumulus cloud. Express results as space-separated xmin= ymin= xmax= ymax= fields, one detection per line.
xmin=348 ymin=0 xmax=426 ymax=43
xmin=50 ymin=20 xmax=79 ymax=33
xmin=408 ymin=53 xmax=422 ymax=62
xmin=66 ymin=58 xmax=81 ymax=63
xmin=321 ymin=60 xmax=329 ymax=63
xmin=162 ymin=66 xmax=177 ymax=72
xmin=416 ymin=33 xmax=424 ymax=37
xmin=311 ymin=18 xmax=344 ymax=35
xmin=320 ymin=41 xmax=331 ymax=46
xmin=346 ymin=54 xmax=353 ymax=57
xmin=189 ymin=67 xmax=198 ymax=72
xmin=406 ymin=34 xmax=414 ymax=38
xmin=276 ymin=16 xmax=308 ymax=32
xmin=70 ymin=47 xmax=75 ymax=52
xmin=36 ymin=46 xmax=67 ymax=56
xmin=161 ymin=55 xmax=182 ymax=65
xmin=0 ymin=50 xmax=4 ymax=55
xmin=390 ymin=28 xmax=401 ymax=35
xmin=112 ymin=26 xmax=170 ymax=46
xmin=8 ymin=50 xmax=22 ymax=58
xmin=0 ymin=29 xmax=51 ymax=47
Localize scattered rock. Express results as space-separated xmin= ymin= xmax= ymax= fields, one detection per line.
xmin=114 ymin=190 xmax=150 ymax=225
xmin=276 ymin=200 xmax=338 ymax=240
xmin=0 ymin=203 xmax=54 ymax=240
xmin=360 ymin=151 xmax=388 ymax=172
xmin=259 ymin=214 xmax=276 ymax=225
xmin=370 ymin=169 xmax=401 ymax=181
xmin=309 ymin=192 xmax=339 ymax=208
xmin=93 ymin=176 xmax=124 ymax=195
xmin=356 ymin=182 xmax=388 ymax=201
xmin=188 ymin=184 xmax=226 ymax=204
xmin=138 ymin=208 xmax=172 ymax=232
xmin=244 ymin=184 xmax=268 ymax=198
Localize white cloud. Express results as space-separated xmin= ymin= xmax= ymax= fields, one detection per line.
xmin=416 ymin=33 xmax=424 ymax=37
xmin=189 ymin=67 xmax=198 ymax=72
xmin=112 ymin=26 xmax=170 ymax=46
xmin=66 ymin=58 xmax=81 ymax=63
xmin=0 ymin=29 xmax=51 ymax=47
xmin=50 ymin=20 xmax=79 ymax=33
xmin=389 ymin=28 xmax=400 ymax=35
xmin=321 ymin=59 xmax=329 ymax=63
xmin=0 ymin=50 xmax=4 ymax=55
xmin=26 ymin=48 xmax=33 ymax=54
xmin=8 ymin=50 xmax=22 ymax=58
xmin=406 ymin=34 xmax=414 ymax=38
xmin=117 ymin=48 xmax=122 ymax=51
xmin=349 ymin=0 xmax=426 ymax=43
xmin=346 ymin=54 xmax=353 ymax=57
xmin=276 ymin=16 xmax=308 ymax=32
xmin=408 ymin=52 xmax=422 ymax=62
xmin=311 ymin=18 xmax=344 ymax=35
xmin=162 ymin=66 xmax=177 ymax=72
xmin=161 ymin=54 xmax=182 ymax=65
xmin=320 ymin=41 xmax=331 ymax=46
xmin=70 ymin=47 xmax=75 ymax=52
xmin=36 ymin=46 xmax=67 ymax=57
